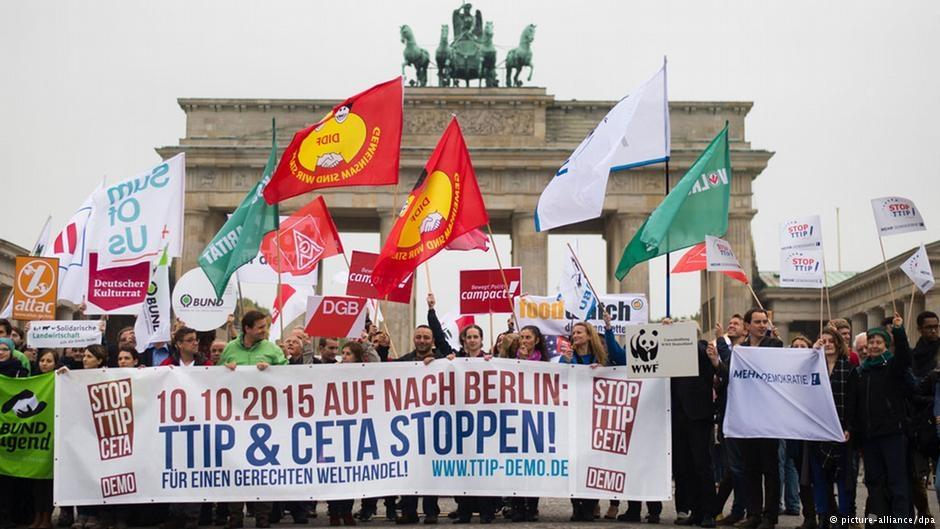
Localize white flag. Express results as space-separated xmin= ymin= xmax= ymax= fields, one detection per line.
xmin=269 ymin=284 xmax=316 ymax=342
xmin=779 ymin=215 xmax=822 ymax=250
xmin=724 ymin=346 xmax=845 ymax=442
xmin=557 ymin=254 xmax=598 ymax=321
xmin=92 ymin=154 xmax=185 ymax=269
xmin=900 ymin=245 xmax=935 ymax=294
xmin=535 ymin=60 xmax=669 ymax=232
xmin=705 ymin=235 xmax=745 ymax=273
xmin=871 ymin=196 xmax=926 ymax=236
xmin=134 ymin=251 xmax=171 ymax=347
xmin=779 ymin=248 xmax=825 ymax=289
xmin=41 ymin=184 xmax=103 ymax=305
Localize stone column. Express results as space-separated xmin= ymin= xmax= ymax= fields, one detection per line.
xmin=724 ymin=216 xmax=754 ymax=317
xmin=604 ymin=213 xmax=649 ymax=297
xmin=774 ymin=320 xmax=791 ymax=345
xmin=378 ymin=208 xmax=413 ymax=357
xmin=866 ymin=306 xmax=885 ymax=330
xmin=851 ymin=313 xmax=867 ymax=337
xmin=511 ymin=212 xmax=547 ymax=295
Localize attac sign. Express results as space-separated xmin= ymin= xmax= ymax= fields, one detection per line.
xmin=13 ymin=256 xmax=59 ymax=321
xmin=304 ymin=295 xmax=369 ymax=339
xmin=345 ymin=251 xmax=412 ymax=304
xmin=459 ymin=268 xmax=522 ymax=314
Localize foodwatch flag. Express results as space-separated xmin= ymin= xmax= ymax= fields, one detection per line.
xmin=259 ymin=196 xmax=343 ymax=276
xmin=371 ymin=117 xmax=488 ymax=297
xmin=263 ymin=77 xmax=403 ymax=203
xmin=199 ymin=126 xmax=280 ymax=298
xmin=615 ymin=125 xmax=731 ymax=280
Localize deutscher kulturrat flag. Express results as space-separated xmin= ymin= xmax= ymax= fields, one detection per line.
xmin=263 ymin=77 xmax=403 ymax=204
xmin=371 ymin=117 xmax=488 ymax=297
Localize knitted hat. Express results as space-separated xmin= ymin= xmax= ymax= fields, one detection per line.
xmin=866 ymin=327 xmax=892 ymax=347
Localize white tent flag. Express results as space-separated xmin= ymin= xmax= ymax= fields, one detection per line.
xmin=134 ymin=251 xmax=171 ymax=348
xmin=779 ymin=248 xmax=825 ymax=289
xmin=724 ymin=346 xmax=845 ymax=442
xmin=871 ymin=196 xmax=926 ymax=236
xmin=557 ymin=254 xmax=598 ymax=321
xmin=900 ymin=245 xmax=935 ymax=294
xmin=535 ymin=60 xmax=669 ymax=232
xmin=779 ymin=215 xmax=822 ymax=250
xmin=42 ymin=183 xmax=103 ymax=305
xmin=92 ymin=154 xmax=185 ymax=269
xmin=705 ymin=235 xmax=745 ymax=273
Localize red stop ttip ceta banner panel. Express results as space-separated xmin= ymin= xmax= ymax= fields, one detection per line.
xmin=459 ymin=267 xmax=521 ymax=314
xmin=304 ymin=295 xmax=369 ymax=339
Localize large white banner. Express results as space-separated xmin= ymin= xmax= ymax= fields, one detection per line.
xmin=514 ymin=294 xmax=649 ymax=337
xmin=92 ymin=154 xmax=185 ymax=269
xmin=871 ymin=196 xmax=927 ymax=236
xmin=54 ymin=360 xmax=671 ymax=505
xmin=27 ymin=320 xmax=102 ymax=348
xmin=724 ymin=346 xmax=844 ymax=442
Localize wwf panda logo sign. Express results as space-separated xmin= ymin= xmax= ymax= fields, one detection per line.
xmin=623 ymin=322 xmax=699 ymax=378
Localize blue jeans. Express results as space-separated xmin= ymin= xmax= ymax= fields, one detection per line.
xmin=778 ymin=440 xmax=800 ymax=512
xmin=809 ymin=444 xmax=852 ymax=515
xmin=725 ymin=437 xmax=747 ymax=517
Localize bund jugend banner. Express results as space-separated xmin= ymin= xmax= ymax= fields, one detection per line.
xmin=54 ymin=360 xmax=670 ymax=505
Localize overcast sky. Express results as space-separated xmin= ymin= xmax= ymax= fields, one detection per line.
xmin=2 ymin=1 xmax=938 ymax=327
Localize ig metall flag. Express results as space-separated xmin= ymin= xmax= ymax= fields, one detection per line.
xmin=535 ymin=60 xmax=669 ymax=232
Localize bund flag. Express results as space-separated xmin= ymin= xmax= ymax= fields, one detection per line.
xmin=263 ymin=77 xmax=403 ymax=203
xmin=371 ymin=117 xmax=488 ymax=297
xmin=259 ymin=196 xmax=344 ymax=276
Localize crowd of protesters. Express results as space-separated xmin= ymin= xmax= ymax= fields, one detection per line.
xmin=1 ymin=299 xmax=939 ymax=529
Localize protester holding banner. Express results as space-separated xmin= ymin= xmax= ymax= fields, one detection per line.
xmin=0 ymin=319 xmax=31 ymax=374
xmin=807 ymin=328 xmax=856 ymax=523
xmin=161 ymin=327 xmax=207 ymax=368
xmin=853 ymin=314 xmax=912 ymax=523
xmin=426 ymin=293 xmax=487 ymax=360
xmin=115 ymin=346 xmax=139 ymax=368
xmin=712 ymin=317 xmax=749 ymax=527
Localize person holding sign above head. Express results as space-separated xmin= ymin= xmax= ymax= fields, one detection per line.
xmin=852 ymin=314 xmax=913 ymax=525
xmin=219 ymin=311 xmax=285 ymax=529
xmin=427 ymin=293 xmax=488 ymax=360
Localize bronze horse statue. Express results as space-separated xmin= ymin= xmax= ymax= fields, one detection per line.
xmin=400 ymin=25 xmax=429 ymax=87
xmin=435 ymin=25 xmax=450 ymax=86
xmin=506 ymin=24 xmax=536 ymax=87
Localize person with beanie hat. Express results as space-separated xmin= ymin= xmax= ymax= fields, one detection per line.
xmin=852 ymin=313 xmax=913 ymax=524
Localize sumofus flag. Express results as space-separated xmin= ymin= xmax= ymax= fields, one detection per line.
xmin=535 ymin=60 xmax=669 ymax=232
xmin=263 ymin=77 xmax=403 ymax=204
xmin=134 ymin=249 xmax=170 ymax=348
xmin=199 ymin=131 xmax=280 ymax=298
xmin=371 ymin=117 xmax=488 ymax=297
xmin=615 ymin=124 xmax=731 ymax=280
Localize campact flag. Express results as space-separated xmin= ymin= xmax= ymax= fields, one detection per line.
xmin=871 ymin=196 xmax=926 ymax=236
xmin=672 ymin=243 xmax=749 ymax=284
xmin=259 ymin=196 xmax=343 ymax=276
xmin=134 ymin=249 xmax=170 ymax=347
xmin=199 ymin=130 xmax=280 ymax=298
xmin=44 ymin=183 xmax=102 ymax=305
xmin=446 ymin=227 xmax=489 ymax=252
xmin=615 ymin=124 xmax=731 ymax=281
xmin=263 ymin=77 xmax=403 ymax=203
xmin=558 ymin=254 xmax=598 ymax=321
xmin=535 ymin=60 xmax=669 ymax=232
xmin=371 ymin=117 xmax=489 ymax=296
xmin=900 ymin=244 xmax=935 ymax=294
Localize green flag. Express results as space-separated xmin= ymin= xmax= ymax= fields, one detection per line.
xmin=615 ymin=124 xmax=731 ymax=280
xmin=199 ymin=127 xmax=280 ymax=298
xmin=0 ymin=372 xmax=55 ymax=479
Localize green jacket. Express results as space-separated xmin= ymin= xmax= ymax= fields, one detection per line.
xmin=219 ymin=335 xmax=287 ymax=367
xmin=12 ymin=350 xmax=31 ymax=374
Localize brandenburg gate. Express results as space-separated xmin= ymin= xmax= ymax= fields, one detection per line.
xmin=159 ymin=88 xmax=772 ymax=353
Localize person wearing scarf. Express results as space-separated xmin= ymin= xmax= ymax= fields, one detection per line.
xmin=0 ymin=337 xmax=28 ymax=378
xmin=809 ymin=328 xmax=856 ymax=528
xmin=853 ymin=314 xmax=912 ymax=526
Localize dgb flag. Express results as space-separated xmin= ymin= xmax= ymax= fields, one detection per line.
xmin=371 ymin=117 xmax=488 ymax=297
xmin=263 ymin=77 xmax=403 ymax=203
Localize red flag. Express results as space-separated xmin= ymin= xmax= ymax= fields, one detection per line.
xmin=263 ymin=77 xmax=403 ymax=203
xmin=455 ymin=315 xmax=476 ymax=333
xmin=446 ymin=227 xmax=489 ymax=252
xmin=672 ymin=243 xmax=750 ymax=284
xmin=371 ymin=117 xmax=489 ymax=296
xmin=260 ymin=196 xmax=344 ymax=276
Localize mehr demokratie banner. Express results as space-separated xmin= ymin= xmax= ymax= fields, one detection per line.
xmin=54 ymin=360 xmax=671 ymax=505
xmin=0 ymin=372 xmax=55 ymax=479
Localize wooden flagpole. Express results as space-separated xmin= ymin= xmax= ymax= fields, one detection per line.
xmin=716 ymin=273 xmax=724 ymax=330
xmin=275 ymin=225 xmax=285 ymax=340
xmin=822 ymin=254 xmax=832 ymax=323
xmin=907 ymin=284 xmax=916 ymax=334
xmin=704 ymin=272 xmax=712 ymax=339
xmin=877 ymin=236 xmax=899 ymax=315
xmin=424 ymin=262 xmax=433 ymax=296
xmin=819 ymin=284 xmax=824 ymax=338
xmin=485 ymin=223 xmax=520 ymax=330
